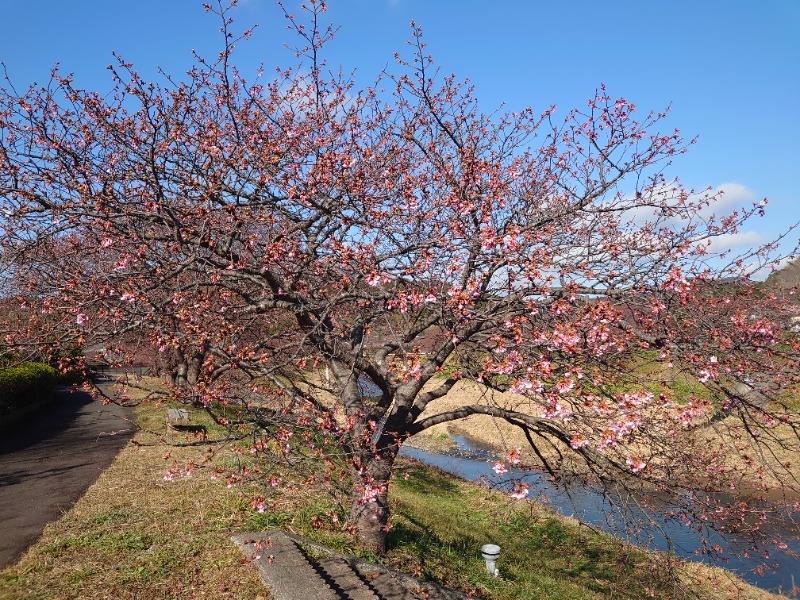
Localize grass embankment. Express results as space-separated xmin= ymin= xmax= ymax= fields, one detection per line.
xmin=387 ymin=463 xmax=789 ymax=600
xmin=411 ymin=363 xmax=800 ymax=493
xmin=0 ymin=380 xmax=784 ymax=599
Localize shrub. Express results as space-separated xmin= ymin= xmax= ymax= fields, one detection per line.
xmin=0 ymin=362 xmax=61 ymax=417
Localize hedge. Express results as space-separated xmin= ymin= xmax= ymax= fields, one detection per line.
xmin=0 ymin=362 xmax=61 ymax=417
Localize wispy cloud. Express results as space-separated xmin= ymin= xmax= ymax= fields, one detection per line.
xmin=707 ymin=182 xmax=757 ymax=217
xmin=705 ymin=230 xmax=765 ymax=252
xmin=613 ymin=180 xmax=769 ymax=258
xmin=621 ymin=180 xmax=761 ymax=227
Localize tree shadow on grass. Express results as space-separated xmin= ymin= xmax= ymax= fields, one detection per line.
xmin=388 ymin=515 xmax=476 ymax=554
xmin=392 ymin=462 xmax=460 ymax=496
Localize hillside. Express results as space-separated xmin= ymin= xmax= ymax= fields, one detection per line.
xmin=765 ymin=258 xmax=800 ymax=288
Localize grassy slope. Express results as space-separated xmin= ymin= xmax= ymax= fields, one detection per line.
xmin=0 ymin=421 xmax=272 ymax=598
xmin=0 ymin=384 xmax=785 ymax=599
xmin=386 ymin=462 xmax=787 ymax=600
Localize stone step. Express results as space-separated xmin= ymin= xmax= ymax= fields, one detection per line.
xmin=233 ymin=530 xmax=470 ymax=600
xmin=367 ymin=572 xmax=419 ymax=600
xmin=316 ymin=556 xmax=381 ymax=600
xmin=231 ymin=532 xmax=339 ymax=600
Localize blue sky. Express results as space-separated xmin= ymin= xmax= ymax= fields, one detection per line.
xmin=1 ymin=0 xmax=798 ymax=267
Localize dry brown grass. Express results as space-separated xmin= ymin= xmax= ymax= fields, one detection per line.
xmin=410 ymin=378 xmax=800 ymax=490
xmin=407 ymin=380 xmax=546 ymax=458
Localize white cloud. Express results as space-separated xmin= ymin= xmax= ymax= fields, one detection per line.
xmin=689 ymin=183 xmax=766 ymax=256
xmin=704 ymin=231 xmax=765 ymax=253
xmin=729 ymin=254 xmax=795 ymax=282
xmin=619 ymin=181 xmax=761 ymax=229
xmin=611 ymin=180 xmax=768 ymax=263
xmin=705 ymin=182 xmax=758 ymax=217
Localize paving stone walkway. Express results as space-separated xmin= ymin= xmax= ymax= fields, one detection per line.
xmin=232 ymin=530 xmax=470 ymax=600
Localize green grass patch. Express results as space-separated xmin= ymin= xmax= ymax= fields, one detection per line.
xmin=385 ymin=462 xmax=662 ymax=599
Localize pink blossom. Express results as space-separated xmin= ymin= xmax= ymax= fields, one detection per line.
xmin=570 ymin=432 xmax=589 ymax=449
xmin=492 ymin=461 xmax=508 ymax=474
xmin=552 ymin=402 xmax=572 ymax=420
xmin=626 ymin=456 xmax=647 ymax=473
xmin=555 ymin=378 xmax=574 ymax=394
xmin=253 ymin=540 xmax=263 ymax=559
xmin=359 ymin=484 xmax=380 ymax=505
xmin=252 ymin=496 xmax=267 ymax=513
xmin=365 ymin=272 xmax=387 ymax=286
xmin=509 ymin=378 xmax=532 ymax=394
xmin=510 ymin=483 xmax=529 ymax=499
xmin=114 ymin=255 xmax=132 ymax=271
xmin=506 ymin=447 xmax=522 ymax=465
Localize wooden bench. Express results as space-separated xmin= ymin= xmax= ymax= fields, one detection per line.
xmin=166 ymin=408 xmax=191 ymax=428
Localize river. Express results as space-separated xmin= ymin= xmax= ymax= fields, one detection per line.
xmin=399 ymin=435 xmax=799 ymax=595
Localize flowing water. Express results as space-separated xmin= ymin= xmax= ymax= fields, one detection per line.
xmin=399 ymin=435 xmax=799 ymax=595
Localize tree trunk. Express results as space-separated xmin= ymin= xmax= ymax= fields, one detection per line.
xmin=159 ymin=344 xmax=207 ymax=406
xmin=349 ymin=450 xmax=395 ymax=555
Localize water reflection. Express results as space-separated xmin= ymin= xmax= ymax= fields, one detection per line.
xmin=400 ymin=435 xmax=799 ymax=594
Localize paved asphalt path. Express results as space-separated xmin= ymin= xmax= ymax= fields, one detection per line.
xmin=0 ymin=387 xmax=134 ymax=568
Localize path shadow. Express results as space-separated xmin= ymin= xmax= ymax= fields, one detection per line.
xmin=0 ymin=389 xmax=96 ymax=455
xmin=0 ymin=388 xmax=134 ymax=568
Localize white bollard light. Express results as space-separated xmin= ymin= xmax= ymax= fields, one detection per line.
xmin=480 ymin=543 xmax=501 ymax=577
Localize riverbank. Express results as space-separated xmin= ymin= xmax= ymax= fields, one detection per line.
xmin=404 ymin=380 xmax=800 ymax=595
xmin=410 ymin=379 xmax=800 ymax=489
xmin=0 ymin=378 xmax=787 ymax=599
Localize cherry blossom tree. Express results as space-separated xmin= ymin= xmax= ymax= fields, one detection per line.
xmin=1 ymin=1 xmax=799 ymax=557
